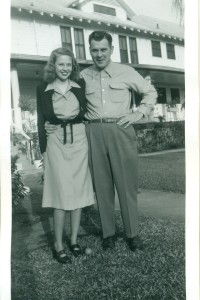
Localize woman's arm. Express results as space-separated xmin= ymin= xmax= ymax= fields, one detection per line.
xmin=75 ymin=78 xmax=87 ymax=121
xmin=36 ymin=85 xmax=47 ymax=154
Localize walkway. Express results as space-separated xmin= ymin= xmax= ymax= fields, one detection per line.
xmin=16 ymin=148 xmax=185 ymax=222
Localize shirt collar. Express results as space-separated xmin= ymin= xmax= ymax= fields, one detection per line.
xmin=104 ymin=61 xmax=114 ymax=77
xmin=92 ymin=60 xmax=113 ymax=79
xmin=44 ymin=80 xmax=81 ymax=92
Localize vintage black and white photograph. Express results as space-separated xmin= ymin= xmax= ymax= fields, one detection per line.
xmin=0 ymin=0 xmax=198 ymax=299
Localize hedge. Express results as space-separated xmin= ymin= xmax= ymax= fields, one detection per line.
xmin=11 ymin=121 xmax=185 ymax=156
xmin=134 ymin=121 xmax=185 ymax=153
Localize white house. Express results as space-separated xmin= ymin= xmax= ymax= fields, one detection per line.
xmin=11 ymin=0 xmax=185 ymax=132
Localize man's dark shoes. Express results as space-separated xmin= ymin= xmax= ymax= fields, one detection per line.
xmin=102 ymin=235 xmax=116 ymax=251
xmin=126 ymin=236 xmax=143 ymax=252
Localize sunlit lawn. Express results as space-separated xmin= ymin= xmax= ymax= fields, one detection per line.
xmin=139 ymin=151 xmax=185 ymax=194
xmin=12 ymin=209 xmax=185 ymax=300
xmin=11 ymin=150 xmax=185 ymax=300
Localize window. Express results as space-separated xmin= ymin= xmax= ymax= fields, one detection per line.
xmin=93 ymin=4 xmax=116 ymax=16
xmin=156 ymin=87 xmax=166 ymax=104
xmin=170 ymin=88 xmax=180 ymax=103
xmin=151 ymin=40 xmax=161 ymax=57
xmin=129 ymin=37 xmax=138 ymax=64
xmin=166 ymin=43 xmax=176 ymax=59
xmin=119 ymin=35 xmax=128 ymax=63
xmin=60 ymin=27 xmax=72 ymax=51
xmin=74 ymin=28 xmax=86 ymax=60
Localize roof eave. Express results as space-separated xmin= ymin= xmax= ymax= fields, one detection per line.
xmin=11 ymin=5 xmax=184 ymax=41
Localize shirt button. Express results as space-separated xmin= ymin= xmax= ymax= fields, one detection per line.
xmin=103 ymin=100 xmax=106 ymax=103
xmin=102 ymin=78 xmax=104 ymax=81
xmin=102 ymin=89 xmax=105 ymax=92
xmin=104 ymin=112 xmax=107 ymax=115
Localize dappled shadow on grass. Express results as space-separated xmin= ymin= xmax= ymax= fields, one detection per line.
xmin=11 ymin=206 xmax=41 ymax=300
xmin=81 ymin=205 xmax=102 ymax=235
xmin=12 ymin=211 xmax=185 ymax=300
xmin=19 ymin=172 xmax=54 ymax=248
xmin=81 ymin=205 xmax=130 ymax=239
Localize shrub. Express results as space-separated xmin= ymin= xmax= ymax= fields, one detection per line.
xmin=11 ymin=132 xmax=24 ymax=146
xmin=19 ymin=95 xmax=36 ymax=114
xmin=11 ymin=155 xmax=27 ymax=212
xmin=135 ymin=121 xmax=185 ymax=153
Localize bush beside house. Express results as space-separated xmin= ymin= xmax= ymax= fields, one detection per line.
xmin=135 ymin=121 xmax=185 ymax=153
xmin=19 ymin=95 xmax=36 ymax=114
xmin=11 ymin=155 xmax=27 ymax=213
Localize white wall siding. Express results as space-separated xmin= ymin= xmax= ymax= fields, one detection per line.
xmin=11 ymin=16 xmax=184 ymax=70
xmin=34 ymin=21 xmax=62 ymax=56
xmin=84 ymin=29 xmax=92 ymax=60
xmin=174 ymin=45 xmax=184 ymax=68
xmin=11 ymin=17 xmax=38 ymax=55
xmin=12 ymin=17 xmax=62 ymax=56
xmin=111 ymin=33 xmax=121 ymax=62
xmin=137 ymin=38 xmax=184 ymax=69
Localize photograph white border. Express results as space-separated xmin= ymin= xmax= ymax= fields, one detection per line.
xmin=0 ymin=0 xmax=199 ymax=299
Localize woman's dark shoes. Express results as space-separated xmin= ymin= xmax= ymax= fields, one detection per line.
xmin=52 ymin=248 xmax=70 ymax=264
xmin=102 ymin=235 xmax=116 ymax=250
xmin=70 ymin=244 xmax=83 ymax=257
xmin=126 ymin=236 xmax=143 ymax=252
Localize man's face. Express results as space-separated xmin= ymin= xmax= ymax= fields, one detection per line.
xmin=90 ymin=38 xmax=113 ymax=70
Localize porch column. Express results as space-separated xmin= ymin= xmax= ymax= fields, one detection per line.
xmin=11 ymin=66 xmax=22 ymax=132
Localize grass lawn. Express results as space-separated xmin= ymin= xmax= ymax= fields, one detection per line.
xmin=12 ymin=208 xmax=185 ymax=300
xmin=138 ymin=151 xmax=185 ymax=194
xmin=11 ymin=150 xmax=185 ymax=299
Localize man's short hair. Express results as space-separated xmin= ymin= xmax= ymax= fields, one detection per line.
xmin=89 ymin=31 xmax=113 ymax=47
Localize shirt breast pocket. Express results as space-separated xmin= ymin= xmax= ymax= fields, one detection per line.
xmin=109 ymin=82 xmax=127 ymax=102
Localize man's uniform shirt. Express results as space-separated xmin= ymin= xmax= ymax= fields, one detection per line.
xmin=81 ymin=61 xmax=157 ymax=120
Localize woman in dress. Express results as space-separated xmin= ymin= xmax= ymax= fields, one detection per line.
xmin=37 ymin=48 xmax=94 ymax=263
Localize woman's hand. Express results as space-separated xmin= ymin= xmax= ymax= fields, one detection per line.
xmin=45 ymin=121 xmax=57 ymax=136
xmin=45 ymin=116 xmax=78 ymax=136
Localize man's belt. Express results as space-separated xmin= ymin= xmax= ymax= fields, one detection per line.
xmin=88 ymin=118 xmax=122 ymax=124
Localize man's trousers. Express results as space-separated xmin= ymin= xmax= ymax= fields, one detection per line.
xmin=86 ymin=122 xmax=138 ymax=239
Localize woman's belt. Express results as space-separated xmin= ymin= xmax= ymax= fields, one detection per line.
xmin=59 ymin=119 xmax=82 ymax=144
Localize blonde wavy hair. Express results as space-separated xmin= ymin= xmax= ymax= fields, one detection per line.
xmin=43 ymin=48 xmax=80 ymax=83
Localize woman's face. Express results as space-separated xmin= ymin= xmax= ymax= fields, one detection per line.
xmin=55 ymin=55 xmax=73 ymax=81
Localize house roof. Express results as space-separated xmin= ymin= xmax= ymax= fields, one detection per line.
xmin=11 ymin=0 xmax=184 ymax=40
xmin=68 ymin=0 xmax=139 ymax=19
xmin=131 ymin=15 xmax=184 ymax=39
xmin=11 ymin=0 xmax=146 ymax=28
xmin=69 ymin=0 xmax=122 ymax=8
